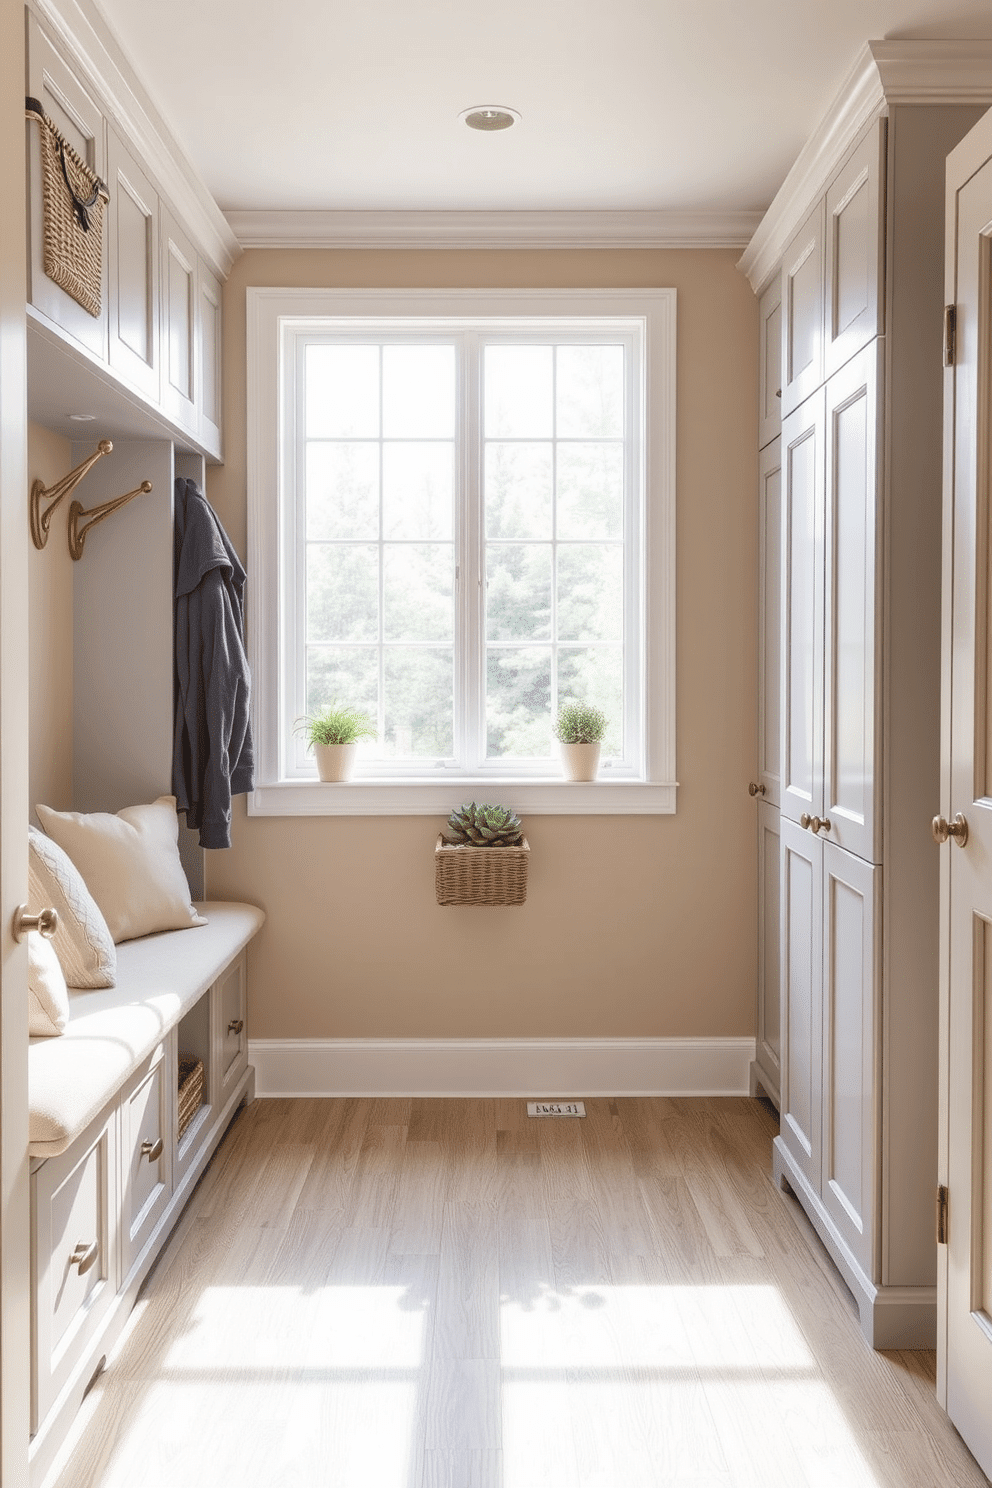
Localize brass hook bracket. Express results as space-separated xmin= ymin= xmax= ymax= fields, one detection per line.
xmin=68 ymin=480 xmax=153 ymax=561
xmin=31 ymin=440 xmax=113 ymax=550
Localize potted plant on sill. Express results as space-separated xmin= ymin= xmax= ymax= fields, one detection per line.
xmin=554 ymin=701 xmax=608 ymax=782
xmin=294 ymin=703 xmax=377 ymax=782
xmin=435 ymin=802 xmax=529 ymax=906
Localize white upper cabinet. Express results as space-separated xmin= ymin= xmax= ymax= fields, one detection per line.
xmin=781 ymin=388 xmax=825 ymax=826
xmin=781 ymin=201 xmax=825 ymax=417
xmin=161 ymin=207 xmax=198 ymax=435
xmin=822 ymin=342 xmax=881 ymax=862
xmin=24 ymin=12 xmax=228 ymax=459
xmin=26 ymin=14 xmax=108 ymax=361
xmin=758 ymin=273 xmax=783 ymax=449
xmin=107 ymin=130 xmax=160 ymax=404
xmin=824 ymin=125 xmax=885 ymax=380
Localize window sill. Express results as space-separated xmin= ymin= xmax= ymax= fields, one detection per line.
xmin=247 ymin=779 xmax=678 ymax=817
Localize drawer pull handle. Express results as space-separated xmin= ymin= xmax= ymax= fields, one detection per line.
xmin=227 ymin=1019 xmax=244 ymax=1036
xmin=140 ymin=1137 xmax=163 ymax=1162
xmin=70 ymin=1240 xmax=98 ymax=1276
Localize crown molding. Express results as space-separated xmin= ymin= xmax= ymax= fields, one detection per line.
xmin=226 ymin=207 xmax=764 ymax=252
xmin=29 ymin=0 xmax=240 ymax=277
xmin=739 ymin=39 xmax=992 ymax=292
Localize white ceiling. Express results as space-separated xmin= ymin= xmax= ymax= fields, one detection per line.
xmin=92 ymin=0 xmax=992 ymax=218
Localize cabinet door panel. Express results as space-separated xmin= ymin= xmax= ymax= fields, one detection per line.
xmin=26 ymin=16 xmax=108 ymax=359
xmin=781 ymin=391 xmax=825 ymax=824
xmin=823 ymin=344 xmax=881 ymax=861
xmin=108 ymin=130 xmax=159 ymax=400
xmin=161 ymin=209 xmax=197 ymax=434
xmin=758 ymin=272 xmax=783 ymax=449
xmin=821 ymin=844 xmax=878 ymax=1275
xmin=215 ymin=953 xmax=247 ymax=1105
xmin=120 ymin=1048 xmax=172 ymax=1279
xmin=759 ymin=438 xmax=782 ymax=803
xmin=32 ymin=1113 xmax=116 ymax=1430
xmin=755 ymin=800 xmax=781 ymax=1107
xmin=824 ymin=124 xmax=884 ymax=380
xmin=781 ymin=201 xmax=825 ymax=416
xmin=780 ymin=816 xmax=822 ymax=1189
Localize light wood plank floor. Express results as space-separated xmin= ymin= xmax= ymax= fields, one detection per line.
xmin=49 ymin=1097 xmax=990 ymax=1488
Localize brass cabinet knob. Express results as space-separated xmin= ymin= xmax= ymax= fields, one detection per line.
xmin=800 ymin=813 xmax=812 ymax=830
xmin=12 ymin=904 xmax=58 ymax=942
xmin=140 ymin=1137 xmax=163 ymax=1163
xmin=811 ymin=817 xmax=831 ymax=834
xmin=748 ymin=782 xmax=766 ymax=797
xmin=69 ymin=1240 xmax=98 ymax=1276
xmin=933 ymin=812 xmax=969 ymax=847
xmin=227 ymin=1019 xmax=244 ymax=1036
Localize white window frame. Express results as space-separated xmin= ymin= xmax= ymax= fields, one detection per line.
xmin=247 ymin=287 xmax=677 ymax=816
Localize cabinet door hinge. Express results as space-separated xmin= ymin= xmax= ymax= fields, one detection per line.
xmin=944 ymin=305 xmax=957 ymax=368
xmin=936 ymin=1184 xmax=949 ymax=1245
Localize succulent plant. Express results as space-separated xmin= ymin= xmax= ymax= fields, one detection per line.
xmin=444 ymin=802 xmax=524 ymax=847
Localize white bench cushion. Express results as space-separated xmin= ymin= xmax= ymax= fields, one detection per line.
xmin=29 ymin=902 xmax=264 ymax=1158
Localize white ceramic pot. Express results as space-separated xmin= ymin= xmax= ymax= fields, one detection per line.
xmin=313 ymin=742 xmax=358 ymax=782
xmin=560 ymin=740 xmax=601 ymax=782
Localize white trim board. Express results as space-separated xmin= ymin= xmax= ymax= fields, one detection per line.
xmin=248 ymin=1037 xmax=756 ymax=1099
xmin=227 ymin=208 xmax=764 ymax=252
xmin=739 ymin=39 xmax=992 ymax=293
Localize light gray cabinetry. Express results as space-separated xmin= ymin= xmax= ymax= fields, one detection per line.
xmin=758 ymin=100 xmax=986 ymax=1348
xmin=107 ymin=130 xmax=160 ymax=405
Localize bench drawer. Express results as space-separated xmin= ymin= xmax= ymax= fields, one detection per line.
xmin=216 ymin=952 xmax=247 ymax=1101
xmin=120 ymin=1048 xmax=172 ymax=1280
xmin=32 ymin=1111 xmax=116 ymax=1430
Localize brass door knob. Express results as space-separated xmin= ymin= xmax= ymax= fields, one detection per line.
xmin=12 ymin=905 xmax=58 ymax=942
xmin=748 ymin=782 xmax=766 ymax=797
xmin=933 ymin=813 xmax=969 ymax=847
xmin=800 ymin=813 xmax=812 ymax=830
xmin=227 ymin=1018 xmax=244 ymax=1036
xmin=810 ymin=817 xmax=831 ymax=834
xmin=69 ymin=1240 xmax=98 ymax=1276
xmin=140 ymin=1137 xmax=163 ymax=1163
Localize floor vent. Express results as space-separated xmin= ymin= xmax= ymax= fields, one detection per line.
xmin=526 ymin=1101 xmax=586 ymax=1118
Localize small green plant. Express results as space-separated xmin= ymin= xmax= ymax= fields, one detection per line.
xmin=554 ymin=700 xmax=608 ymax=745
xmin=294 ymin=703 xmax=378 ymax=749
xmin=444 ymin=802 xmax=524 ymax=847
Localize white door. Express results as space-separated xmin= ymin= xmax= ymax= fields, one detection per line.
xmin=781 ymin=389 xmax=825 ymax=828
xmin=939 ymin=110 xmax=992 ymax=1480
xmin=779 ymin=815 xmax=822 ymax=1190
xmin=0 ymin=3 xmax=33 ymax=1483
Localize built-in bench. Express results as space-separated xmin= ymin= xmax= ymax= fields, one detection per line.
xmin=28 ymin=901 xmax=264 ymax=1488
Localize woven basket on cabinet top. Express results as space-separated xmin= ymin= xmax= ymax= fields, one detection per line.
xmin=434 ymin=834 xmax=529 ymax=907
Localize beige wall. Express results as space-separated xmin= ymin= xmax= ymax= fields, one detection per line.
xmin=27 ymin=421 xmax=73 ymax=813
xmin=206 ymin=249 xmax=759 ymax=1040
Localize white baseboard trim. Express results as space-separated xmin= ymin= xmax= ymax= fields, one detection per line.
xmin=248 ymin=1037 xmax=756 ymax=1099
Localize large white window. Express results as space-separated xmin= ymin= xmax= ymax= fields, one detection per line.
xmin=248 ymin=289 xmax=676 ymax=815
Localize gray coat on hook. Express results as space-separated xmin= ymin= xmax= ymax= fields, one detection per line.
xmin=173 ymin=478 xmax=254 ymax=848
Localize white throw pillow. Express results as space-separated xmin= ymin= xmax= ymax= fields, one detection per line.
xmin=28 ymin=931 xmax=69 ymax=1037
xmin=36 ymin=796 xmax=207 ymax=944
xmin=28 ymin=826 xmax=117 ymax=988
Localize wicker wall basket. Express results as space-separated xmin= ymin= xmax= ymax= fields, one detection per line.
xmin=26 ymin=97 xmax=109 ymax=318
xmin=177 ymin=1055 xmax=204 ymax=1142
xmin=435 ymin=834 xmax=530 ymax=907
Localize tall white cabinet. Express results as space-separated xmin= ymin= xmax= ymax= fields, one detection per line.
xmin=741 ymin=42 xmax=992 ymax=1348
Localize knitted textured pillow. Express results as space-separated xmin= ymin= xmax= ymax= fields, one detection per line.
xmin=28 ymin=826 xmax=116 ymax=988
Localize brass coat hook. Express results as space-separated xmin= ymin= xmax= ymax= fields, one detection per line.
xmin=31 ymin=440 xmax=113 ymax=550
xmin=68 ymin=480 xmax=153 ymax=561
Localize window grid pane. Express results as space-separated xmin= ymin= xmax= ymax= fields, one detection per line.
xmin=483 ymin=343 xmax=626 ymax=761
xmin=303 ymin=343 xmax=456 ymax=760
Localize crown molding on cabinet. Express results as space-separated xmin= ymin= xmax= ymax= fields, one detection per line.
xmin=29 ymin=0 xmax=240 ymax=278
xmin=739 ymin=39 xmax=992 ymax=293
xmin=226 ymin=207 xmax=765 ymax=252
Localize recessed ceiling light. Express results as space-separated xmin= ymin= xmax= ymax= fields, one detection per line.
xmin=460 ymin=106 xmax=519 ymax=132
xmin=67 ymin=413 xmax=96 ymax=421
